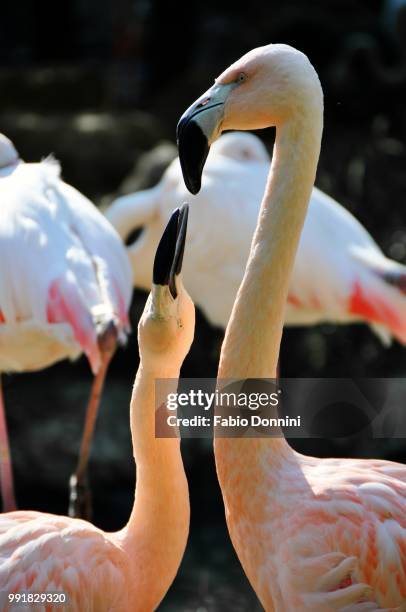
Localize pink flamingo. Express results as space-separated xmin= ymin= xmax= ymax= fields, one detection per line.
xmin=178 ymin=44 xmax=406 ymax=609
xmin=106 ymin=129 xmax=406 ymax=346
xmin=0 ymin=205 xmax=193 ymax=610
xmin=0 ymin=134 xmax=132 ymax=517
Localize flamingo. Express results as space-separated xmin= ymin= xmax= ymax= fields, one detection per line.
xmin=0 ymin=133 xmax=132 ymax=517
xmin=177 ymin=44 xmax=406 ymax=610
xmin=106 ymin=130 xmax=406 ymax=346
xmin=0 ymin=204 xmax=193 ymax=611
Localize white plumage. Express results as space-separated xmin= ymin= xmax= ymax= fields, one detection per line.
xmin=106 ymin=131 xmax=406 ymax=345
xmin=0 ymin=140 xmax=132 ymax=373
xmin=0 ymin=133 xmax=132 ymax=513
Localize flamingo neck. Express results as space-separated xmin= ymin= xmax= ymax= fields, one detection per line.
xmin=128 ymin=225 xmax=163 ymax=290
xmin=115 ymin=363 xmax=189 ymax=608
xmin=107 ymin=189 xmax=157 ymax=241
xmin=107 ymin=189 xmax=159 ymax=288
xmin=215 ymin=96 xmax=323 ymax=480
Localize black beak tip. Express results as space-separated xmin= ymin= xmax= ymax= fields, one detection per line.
xmin=177 ymin=117 xmax=209 ymax=196
xmin=153 ymin=208 xmax=179 ymax=287
xmin=182 ymin=166 xmax=201 ymax=196
xmin=152 ymin=203 xmax=189 ymax=298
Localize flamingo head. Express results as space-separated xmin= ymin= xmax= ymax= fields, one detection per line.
xmin=177 ymin=43 xmax=322 ymax=194
xmin=0 ymin=133 xmax=19 ymax=169
xmin=138 ymin=203 xmax=195 ymax=370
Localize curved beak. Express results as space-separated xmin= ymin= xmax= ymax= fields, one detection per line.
xmin=176 ymin=82 xmax=237 ymax=194
xmin=153 ymin=203 xmax=189 ymax=299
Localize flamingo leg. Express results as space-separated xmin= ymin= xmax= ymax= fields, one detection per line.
xmin=0 ymin=377 xmax=17 ymax=512
xmin=69 ymin=323 xmax=117 ymax=520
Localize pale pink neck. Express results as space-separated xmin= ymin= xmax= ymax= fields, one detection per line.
xmin=215 ymin=101 xmax=323 ymax=475
xmin=114 ymin=363 xmax=189 ymax=607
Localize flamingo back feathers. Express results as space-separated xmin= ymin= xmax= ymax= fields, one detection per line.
xmin=296 ymin=458 xmax=406 ymax=609
xmin=272 ymin=459 xmax=406 ymax=609
xmin=0 ymin=512 xmax=132 ymax=611
xmin=0 ymin=158 xmax=132 ymax=373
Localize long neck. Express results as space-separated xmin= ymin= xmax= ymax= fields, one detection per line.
xmin=116 ymin=361 xmax=189 ymax=608
xmin=219 ymin=114 xmax=322 ymax=380
xmin=216 ymin=101 xmax=323 ymax=470
xmin=106 ymin=189 xmax=159 ymax=288
xmin=128 ymin=224 xmax=164 ymax=290
xmin=107 ymin=189 xmax=158 ymax=241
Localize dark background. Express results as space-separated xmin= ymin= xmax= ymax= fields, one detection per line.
xmin=1 ymin=1 xmax=406 ymax=609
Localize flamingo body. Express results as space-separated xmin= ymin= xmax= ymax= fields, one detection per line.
xmin=107 ymin=131 xmax=406 ymax=345
xmin=0 ymin=151 xmax=131 ymax=374
xmin=177 ymin=44 xmax=406 ymax=610
xmin=0 ymin=512 xmax=134 ymax=610
xmin=222 ymin=449 xmax=406 ymax=610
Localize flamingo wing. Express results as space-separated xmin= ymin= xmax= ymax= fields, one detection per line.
xmin=0 ymin=512 xmax=131 ymax=611
xmin=54 ymin=180 xmax=132 ymax=330
xmin=278 ymin=186 xmax=406 ymax=346
xmin=277 ymin=457 xmax=406 ymax=610
xmin=0 ymin=159 xmax=131 ymax=373
xmin=282 ymin=550 xmax=403 ymax=611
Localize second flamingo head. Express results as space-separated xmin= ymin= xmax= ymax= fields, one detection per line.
xmin=138 ymin=203 xmax=195 ymax=371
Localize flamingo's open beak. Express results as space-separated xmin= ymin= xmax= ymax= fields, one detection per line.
xmin=177 ymin=82 xmax=236 ymax=194
xmin=153 ymin=203 xmax=189 ymax=299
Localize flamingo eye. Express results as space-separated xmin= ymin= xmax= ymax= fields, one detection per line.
xmin=237 ymin=72 xmax=247 ymax=83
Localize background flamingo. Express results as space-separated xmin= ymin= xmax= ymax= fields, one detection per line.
xmin=178 ymin=44 xmax=406 ymax=609
xmin=0 ymin=133 xmax=132 ymax=517
xmin=0 ymin=204 xmax=193 ymax=611
xmin=106 ymin=130 xmax=406 ymax=346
